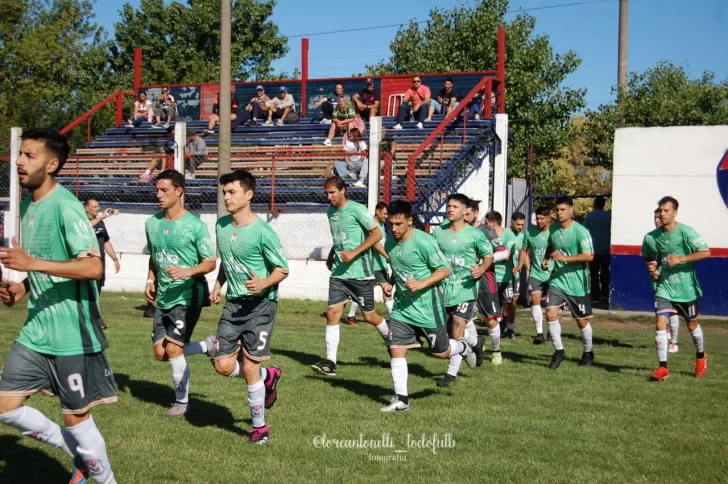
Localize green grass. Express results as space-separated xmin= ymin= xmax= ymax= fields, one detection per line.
xmin=1 ymin=293 xmax=727 ymax=483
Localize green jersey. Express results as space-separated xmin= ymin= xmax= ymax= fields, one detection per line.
xmin=16 ymin=185 xmax=105 ymax=356
xmin=216 ymin=216 xmax=289 ymax=301
xmin=146 ymin=211 xmax=216 ymax=310
xmin=372 ymin=220 xmax=389 ymax=272
xmin=433 ymin=223 xmax=492 ymax=306
xmin=511 ymin=230 xmax=525 ymax=277
xmin=547 ymin=221 xmax=594 ymax=297
xmin=641 ymin=223 xmax=708 ymax=302
xmin=522 ymin=226 xmax=553 ymax=282
xmin=385 ymin=229 xmax=449 ymax=329
xmin=495 ymin=229 xmax=516 ymax=283
xmin=328 ymin=200 xmax=377 ymax=280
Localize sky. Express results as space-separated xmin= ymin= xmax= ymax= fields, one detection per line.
xmin=93 ymin=0 xmax=728 ymax=111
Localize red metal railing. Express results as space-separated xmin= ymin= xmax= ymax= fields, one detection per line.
xmin=59 ymin=91 xmax=135 ymax=138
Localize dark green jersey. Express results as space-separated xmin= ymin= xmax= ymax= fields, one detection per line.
xmin=372 ymin=220 xmax=389 ymax=272
xmin=495 ymin=229 xmax=516 ymax=283
xmin=522 ymin=226 xmax=553 ymax=282
xmin=547 ymin=221 xmax=593 ymax=297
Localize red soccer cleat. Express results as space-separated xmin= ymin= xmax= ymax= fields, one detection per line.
xmin=650 ymin=366 xmax=670 ymax=381
xmin=695 ymin=353 xmax=708 ymax=378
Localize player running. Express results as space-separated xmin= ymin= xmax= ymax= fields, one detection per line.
xmin=380 ymin=201 xmax=474 ymax=412
xmin=503 ymin=212 xmax=526 ymax=338
xmin=204 ymin=170 xmax=288 ymax=444
xmin=0 ymin=129 xmax=117 ymax=484
xmin=514 ymin=206 xmax=554 ymax=344
xmin=542 ymin=197 xmax=595 ymax=369
xmin=641 ymin=196 xmax=710 ymax=381
xmin=651 ymin=207 xmax=680 ymax=353
xmin=145 ymin=170 xmax=217 ymax=417
xmin=311 ymin=176 xmax=389 ymax=376
xmin=433 ymin=194 xmax=490 ymax=386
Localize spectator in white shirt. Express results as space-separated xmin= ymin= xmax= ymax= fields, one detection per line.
xmin=263 ymin=86 xmax=297 ymax=126
xmin=126 ymin=91 xmax=153 ymax=128
xmin=322 ymin=128 xmax=368 ymax=187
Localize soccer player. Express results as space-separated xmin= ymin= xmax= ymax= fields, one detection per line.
xmin=433 ymin=194 xmax=490 ymax=386
xmin=464 ymin=198 xmax=482 ymax=228
xmin=503 ymin=212 xmax=526 ymax=338
xmin=380 ymin=200 xmax=474 ymax=412
xmin=311 ymin=176 xmax=389 ymax=376
xmin=652 ymin=208 xmax=680 ymax=353
xmin=145 ymin=169 xmax=217 ymax=417
xmin=0 ymin=129 xmax=117 ymax=484
xmin=641 ymin=196 xmax=710 ymax=381
xmin=542 ymin=197 xmax=595 ymax=369
xmin=345 ymin=202 xmax=393 ymax=325
xmin=515 ymin=206 xmax=553 ymax=344
xmin=204 ymin=170 xmax=288 ymax=444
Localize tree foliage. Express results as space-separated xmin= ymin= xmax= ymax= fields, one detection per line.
xmin=366 ymin=0 xmax=586 ymax=180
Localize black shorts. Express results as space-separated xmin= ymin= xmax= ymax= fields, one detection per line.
xmin=655 ymin=297 xmax=700 ymax=321
xmin=446 ymin=300 xmax=476 ymax=321
xmin=215 ymin=297 xmax=277 ymax=362
xmin=0 ymin=343 xmax=117 ymax=415
xmin=477 ymin=274 xmax=503 ymax=320
xmin=328 ymin=277 xmax=375 ymax=312
xmin=374 ymin=269 xmax=390 ymax=285
xmin=545 ymin=286 xmax=592 ymax=319
xmin=152 ymin=305 xmax=203 ymax=347
xmin=498 ymin=281 xmax=516 ymax=304
xmin=528 ymin=277 xmax=548 ymax=295
xmin=389 ymin=319 xmax=450 ymax=355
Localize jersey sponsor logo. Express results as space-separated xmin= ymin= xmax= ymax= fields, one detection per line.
xmin=718 ymin=149 xmax=728 ymax=207
xmin=155 ymin=249 xmax=180 ymax=266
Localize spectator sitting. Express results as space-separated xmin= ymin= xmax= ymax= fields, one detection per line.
xmin=393 ymin=76 xmax=430 ymax=130
xmin=314 ymin=83 xmax=350 ymax=125
xmin=425 ymin=77 xmax=458 ymax=121
xmin=322 ymin=128 xmax=368 ymax=187
xmin=139 ymin=126 xmax=176 ymax=182
xmin=468 ymin=88 xmax=496 ymax=120
xmin=185 ymin=128 xmax=208 ymax=180
xmin=239 ymin=85 xmax=270 ymax=126
xmin=352 ymin=78 xmax=380 ymax=121
xmin=264 ymin=86 xmax=297 ymax=126
xmin=153 ymin=86 xmax=177 ymax=128
xmin=203 ymin=90 xmax=239 ymax=134
xmin=126 ymin=91 xmax=153 ymax=128
xmin=322 ymin=96 xmax=356 ymax=146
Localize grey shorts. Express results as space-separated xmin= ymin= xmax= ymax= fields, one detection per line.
xmin=498 ymin=281 xmax=516 ymax=304
xmin=446 ymin=300 xmax=476 ymax=321
xmin=374 ymin=269 xmax=390 ymax=285
xmin=215 ymin=298 xmax=277 ymax=361
xmin=477 ymin=273 xmax=502 ymax=320
xmin=328 ymin=277 xmax=375 ymax=312
xmin=152 ymin=305 xmax=203 ymax=347
xmin=389 ymin=319 xmax=450 ymax=355
xmin=0 ymin=343 xmax=118 ymax=415
xmin=655 ymin=297 xmax=700 ymax=321
xmin=528 ymin=277 xmax=548 ymax=295
xmin=545 ymin=286 xmax=592 ymax=319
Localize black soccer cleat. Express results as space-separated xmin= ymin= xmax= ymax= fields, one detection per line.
xmin=532 ymin=333 xmax=545 ymax=345
xmin=502 ymin=329 xmax=516 ymax=339
xmin=474 ymin=335 xmax=486 ymax=368
xmin=548 ymin=351 xmax=566 ymax=369
xmin=436 ymin=374 xmax=457 ymax=387
xmin=311 ymin=359 xmax=337 ymax=376
xmin=578 ymin=351 xmax=595 ymax=366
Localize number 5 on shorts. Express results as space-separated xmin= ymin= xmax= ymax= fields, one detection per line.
xmin=257 ymin=331 xmax=269 ymax=351
xmin=68 ymin=373 xmax=85 ymax=399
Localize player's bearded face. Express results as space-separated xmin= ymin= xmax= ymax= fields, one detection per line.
xmin=17 ymin=140 xmax=54 ymax=190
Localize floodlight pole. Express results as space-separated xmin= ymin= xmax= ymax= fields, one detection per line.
xmin=217 ymin=0 xmax=232 ymax=217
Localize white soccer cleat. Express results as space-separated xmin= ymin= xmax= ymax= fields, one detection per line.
xmin=380 ymin=396 xmax=410 ymax=412
xmin=491 ymin=352 xmax=503 ymax=365
xmin=463 ymin=344 xmax=477 ymax=369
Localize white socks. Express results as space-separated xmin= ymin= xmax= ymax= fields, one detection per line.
xmin=228 ymin=362 xmax=268 ymax=382
xmin=385 ymin=299 xmax=394 ymax=315
xmin=169 ymin=355 xmax=190 ymax=404
xmin=580 ymin=323 xmax=593 ymax=353
xmin=447 ymin=353 xmax=462 ymax=377
xmin=691 ymin=325 xmax=704 ymax=353
xmin=0 ymin=406 xmax=74 ymax=457
xmin=67 ymin=416 xmax=116 ymax=484
xmin=655 ymin=329 xmax=668 ymax=362
xmin=668 ymin=315 xmax=679 ymax=344
xmin=375 ymin=320 xmax=389 ymax=338
xmin=325 ymin=324 xmax=340 ymax=363
xmin=347 ymin=302 xmax=358 ymax=318
xmin=548 ymin=321 xmax=564 ymax=351
xmin=184 ymin=341 xmax=207 ymax=357
xmin=464 ymin=321 xmax=478 ymax=346
xmin=247 ymin=380 xmax=265 ymax=428
xmin=531 ymin=305 xmax=543 ymax=334
xmin=449 ymin=339 xmax=466 ymax=357
xmin=489 ymin=324 xmax=501 ymax=352
xmin=391 ymin=357 xmax=408 ymax=397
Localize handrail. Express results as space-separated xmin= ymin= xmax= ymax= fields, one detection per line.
xmin=60 ymin=91 xmax=135 ymax=136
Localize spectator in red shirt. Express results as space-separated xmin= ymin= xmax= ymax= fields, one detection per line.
xmin=352 ymin=78 xmax=380 ymax=121
xmin=393 ymin=76 xmax=431 ymax=130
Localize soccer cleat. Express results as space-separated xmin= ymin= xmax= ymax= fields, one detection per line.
xmin=344 ymin=316 xmax=359 ymax=326
xmin=491 ymin=351 xmax=503 ymax=365
xmin=204 ymin=334 xmax=217 ymax=359
xmin=548 ymin=351 xmax=566 ymax=369
xmin=462 ymin=344 xmax=477 ymax=369
xmin=695 ymin=353 xmax=708 ymax=378
xmin=502 ymin=329 xmax=516 ymax=339
xmin=474 ymin=335 xmax=486 ymax=367
xmin=651 ymin=366 xmax=670 ymax=381
xmin=380 ymin=396 xmax=411 ymax=412
xmin=533 ymin=333 xmax=545 ymax=345
xmin=668 ymin=343 xmax=679 ymax=354
xmin=100 ymin=319 xmax=108 ymax=330
xmin=436 ymin=374 xmax=457 ymax=387
xmin=578 ymin=351 xmax=595 ymax=366
xmin=69 ymin=455 xmax=89 ymax=484
xmin=311 ymin=359 xmax=337 ymax=376
xmin=264 ymin=366 xmax=281 ymax=409
xmin=164 ymin=402 xmax=189 ymax=417
xmin=249 ymin=425 xmax=270 ymax=444
xmin=143 ymin=306 xmax=155 ymax=318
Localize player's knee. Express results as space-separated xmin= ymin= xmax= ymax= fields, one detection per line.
xmin=432 ymin=350 xmax=449 ymax=359
xmin=213 ymin=358 xmax=236 ymax=376
xmin=0 ymin=397 xmax=25 ymax=417
xmin=362 ymin=311 xmax=381 ymax=325
xmin=152 ymin=345 xmax=167 ymax=361
xmin=63 ymin=411 xmax=90 ymax=428
xmin=545 ymin=308 xmax=558 ymax=321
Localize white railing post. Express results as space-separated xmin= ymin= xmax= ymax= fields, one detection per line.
xmin=367 ymin=116 xmax=382 ymax=216
xmin=493 ymin=113 xmax=509 ymax=222
xmin=174 ymin=120 xmax=186 ymax=174
xmin=4 ymin=128 xmax=24 ymax=282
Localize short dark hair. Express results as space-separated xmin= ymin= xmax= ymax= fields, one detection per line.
xmin=485 ymin=211 xmax=502 ymax=225
xmin=335 ymin=82 xmax=344 ymax=89
xmin=535 ymin=206 xmax=551 ymax=217
xmin=157 ymin=169 xmax=185 ymax=190
xmin=511 ymin=211 xmax=526 ymax=222
xmin=446 ymin=193 xmax=470 ymax=206
xmin=466 ymin=199 xmax=481 ymax=211
xmin=324 ymin=175 xmax=346 ymax=192
xmin=21 ymin=128 xmax=70 ymax=176
xmin=375 ymin=202 xmax=389 ymax=211
xmin=138 ymin=90 xmax=147 ymax=97
xmin=594 ymin=196 xmax=606 ymax=209
xmin=444 ymin=77 xmax=453 ymax=83
xmin=658 ymin=196 xmax=678 ymax=210
xmin=388 ymin=200 xmax=412 ymax=219
xmin=555 ymin=196 xmax=573 ymax=207
xmin=654 ymin=207 xmax=660 ymax=215
xmin=220 ymin=169 xmax=256 ymax=194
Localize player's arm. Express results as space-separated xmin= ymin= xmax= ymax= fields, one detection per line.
xmin=551 ymin=251 xmax=593 ymax=264
xmin=210 ymin=262 xmax=227 ymax=304
xmin=406 ymin=267 xmax=451 ymax=292
xmin=515 ymin=247 xmax=530 ymax=274
xmin=0 ymin=277 xmax=31 ymax=307
xmin=373 ymin=242 xmax=390 ymax=260
xmin=640 ymin=235 xmax=660 ymax=279
xmin=0 ymin=238 xmax=103 ymax=280
xmin=472 ymin=235 xmax=494 ymax=278
xmin=247 ymin=231 xmax=290 ymax=295
xmin=326 ymin=247 xmax=335 ymax=271
xmin=340 ymin=226 xmax=382 ymax=262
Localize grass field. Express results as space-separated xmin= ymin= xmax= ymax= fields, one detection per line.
xmin=1 ymin=293 xmax=727 ymax=483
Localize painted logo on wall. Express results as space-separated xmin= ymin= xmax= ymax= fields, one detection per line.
xmin=718 ymin=149 xmax=728 ymax=207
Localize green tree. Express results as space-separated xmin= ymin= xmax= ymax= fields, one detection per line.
xmin=367 ymin=0 xmax=585 ymax=181
xmin=110 ymin=0 xmax=289 ymax=86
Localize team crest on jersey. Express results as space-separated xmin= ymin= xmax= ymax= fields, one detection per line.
xmin=29 ymin=215 xmax=34 ymax=228
xmin=231 ymin=232 xmax=238 ymax=243
xmin=164 ymin=227 xmax=169 ymax=236
xmin=451 ymin=236 xmax=457 ymax=244
xmin=397 ymin=248 xmax=402 ymax=256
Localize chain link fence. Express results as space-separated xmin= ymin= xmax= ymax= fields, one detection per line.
xmin=0 ymin=143 xmax=10 ymax=244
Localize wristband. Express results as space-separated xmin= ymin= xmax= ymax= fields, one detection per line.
xmin=146 ymin=279 xmax=155 ymax=284
xmin=23 ymin=279 xmax=31 ymax=294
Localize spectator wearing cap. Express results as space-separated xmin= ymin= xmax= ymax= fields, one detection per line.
xmin=314 ymin=83 xmax=350 ymax=125
xmin=425 ymin=77 xmax=459 ymax=122
xmin=240 ymin=85 xmax=270 ymax=126
xmin=204 ymin=90 xmax=239 ymax=134
xmin=264 ymin=87 xmax=297 ymax=126
xmin=185 ymin=128 xmax=208 ymax=179
xmin=393 ymin=75 xmax=430 ymax=130
xmin=352 ymin=78 xmax=380 ymax=121
xmin=153 ymin=86 xmax=177 ymax=128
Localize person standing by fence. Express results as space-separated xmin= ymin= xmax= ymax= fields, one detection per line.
xmin=584 ymin=196 xmax=612 ymax=304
